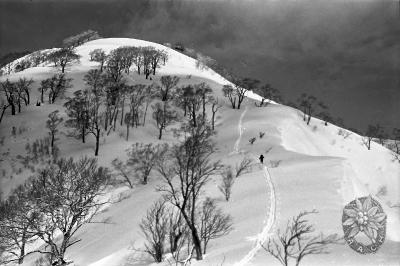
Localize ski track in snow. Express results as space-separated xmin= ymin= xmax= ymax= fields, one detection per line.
xmin=232 ymin=106 xmax=277 ymax=266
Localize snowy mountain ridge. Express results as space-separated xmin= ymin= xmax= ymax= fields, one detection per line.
xmin=0 ymin=38 xmax=399 ymax=266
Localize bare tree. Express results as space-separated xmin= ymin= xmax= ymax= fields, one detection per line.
xmin=16 ymin=78 xmax=34 ymax=106
xmin=391 ymin=128 xmax=400 ymax=163
xmin=140 ymin=198 xmax=170 ymax=262
xmin=132 ymin=47 xmax=144 ymax=75
xmin=81 ymin=70 xmax=106 ymax=155
xmin=46 ymin=110 xmax=63 ymax=148
xmin=89 ymin=49 xmax=107 ymax=72
xmin=64 ymin=90 xmax=90 ymax=143
xmin=0 ymin=185 xmax=38 ymax=264
xmin=156 ymin=121 xmax=222 ymax=260
xmin=0 ymin=96 xmax=8 ymax=124
xmin=318 ymin=110 xmax=332 ymax=126
xmin=152 ymin=102 xmax=178 ymax=140
xmin=222 ymin=84 xmax=237 ymax=109
xmin=1 ymin=79 xmax=17 ymax=115
xmin=227 ymin=77 xmax=258 ymax=109
xmin=126 ymin=84 xmax=147 ymax=130
xmin=199 ymin=198 xmax=233 ymax=254
xmin=126 ymin=143 xmax=168 ymax=184
xmin=150 ymin=49 xmax=168 ymax=75
xmin=106 ymin=49 xmax=125 ymax=83
xmin=142 ymin=47 xmax=154 ymax=79
xmin=182 ymin=85 xmax=201 ymax=127
xmin=28 ymin=157 xmax=111 ymax=265
xmin=159 ymin=76 xmax=180 ymax=101
xmin=254 ymin=84 xmax=281 ymax=107
xmin=297 ymin=94 xmax=327 ymax=125
xmin=111 ymin=158 xmax=134 ymax=188
xmin=262 ymin=210 xmax=341 ymax=266
xmin=209 ymin=96 xmax=222 ymax=130
xmin=142 ymin=84 xmax=156 ymax=126
xmin=40 ymin=74 xmax=72 ymax=104
xmin=47 ymin=48 xmax=80 ymax=73
xmin=218 ymin=167 xmax=235 ymax=201
xmin=195 ymin=83 xmax=212 ymax=119
xmin=362 ymin=124 xmax=384 ymax=150
xmin=235 ymin=157 xmax=253 ymax=177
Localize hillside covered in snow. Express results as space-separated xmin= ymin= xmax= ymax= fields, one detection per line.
xmin=0 ymin=38 xmax=399 ymax=266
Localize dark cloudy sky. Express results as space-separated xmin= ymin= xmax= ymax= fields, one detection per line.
xmin=0 ymin=0 xmax=399 ymax=134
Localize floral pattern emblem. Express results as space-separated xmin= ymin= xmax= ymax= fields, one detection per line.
xmin=342 ymin=196 xmax=387 ymax=254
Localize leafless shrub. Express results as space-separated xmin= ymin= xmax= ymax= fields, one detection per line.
xmin=167 ymin=210 xmax=192 ymax=266
xmin=259 ymin=132 xmax=265 ymax=138
xmin=111 ymin=158 xmax=134 ymax=188
xmin=265 ymin=146 xmax=273 ymax=154
xmin=140 ymin=198 xmax=169 ymax=263
xmin=269 ymin=160 xmax=281 ymax=168
xmin=262 ymin=210 xmax=341 ymax=266
xmin=199 ymin=198 xmax=233 ymax=254
xmin=218 ymin=167 xmax=235 ymax=201
xmin=235 ymin=157 xmax=253 ymax=178
xmin=127 ymin=143 xmax=168 ymax=185
xmin=249 ymin=137 xmax=256 ymax=145
xmin=393 ymin=152 xmax=400 ymax=164
xmin=362 ymin=124 xmax=386 ymax=150
xmin=338 ymin=128 xmax=352 ymax=139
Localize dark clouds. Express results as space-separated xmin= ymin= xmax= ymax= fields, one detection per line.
xmin=0 ymin=0 xmax=399 ymax=133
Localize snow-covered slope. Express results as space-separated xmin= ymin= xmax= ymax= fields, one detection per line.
xmin=0 ymin=38 xmax=399 ymax=266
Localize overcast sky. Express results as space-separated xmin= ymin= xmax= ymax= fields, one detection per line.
xmin=0 ymin=0 xmax=399 ymax=133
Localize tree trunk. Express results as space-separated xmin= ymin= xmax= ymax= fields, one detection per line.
xmin=0 ymin=106 xmax=7 ymax=124
xmin=24 ymin=90 xmax=30 ymax=105
xmin=10 ymin=102 xmax=15 ymax=115
xmin=158 ymin=126 xmax=163 ymax=140
xmin=143 ymin=102 xmax=149 ymax=126
xmin=126 ymin=123 xmax=129 ymax=141
xmin=51 ymin=133 xmax=55 ymax=148
xmin=40 ymin=88 xmax=44 ymax=103
xmin=104 ymin=111 xmax=108 ymax=131
xmin=202 ymin=95 xmax=206 ymax=119
xmin=18 ymin=233 xmax=26 ymax=264
xmin=212 ymin=111 xmax=216 ymax=130
xmin=203 ymin=240 xmax=208 ymax=255
xmin=192 ymin=104 xmax=197 ymax=127
xmin=95 ymin=128 xmax=100 ymax=156
xmin=113 ymin=109 xmax=119 ymax=131
xmin=120 ymin=99 xmax=125 ymax=126
xmin=61 ymin=64 xmax=65 ymax=73
xmin=17 ymin=98 xmax=21 ymax=113
xmin=82 ymin=126 xmax=86 ymax=143
xmin=191 ymin=227 xmax=203 ymax=260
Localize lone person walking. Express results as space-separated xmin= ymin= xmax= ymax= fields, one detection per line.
xmin=259 ymin=154 xmax=264 ymax=164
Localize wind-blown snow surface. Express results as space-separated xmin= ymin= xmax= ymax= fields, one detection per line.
xmin=0 ymin=38 xmax=399 ymax=266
